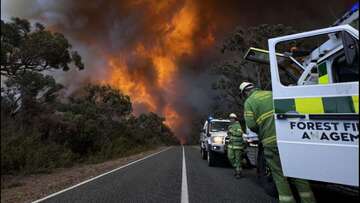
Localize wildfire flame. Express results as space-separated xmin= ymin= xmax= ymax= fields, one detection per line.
xmin=105 ymin=0 xmax=206 ymax=143
xmin=5 ymin=0 xmax=349 ymax=143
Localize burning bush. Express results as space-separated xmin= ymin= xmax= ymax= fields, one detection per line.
xmin=1 ymin=18 xmax=178 ymax=175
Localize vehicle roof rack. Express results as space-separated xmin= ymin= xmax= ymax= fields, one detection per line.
xmin=332 ymin=2 xmax=359 ymax=26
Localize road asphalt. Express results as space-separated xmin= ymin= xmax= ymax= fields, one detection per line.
xmin=34 ymin=145 xmax=358 ymax=203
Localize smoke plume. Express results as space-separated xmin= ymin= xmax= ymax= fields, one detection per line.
xmin=1 ymin=0 xmax=355 ymax=143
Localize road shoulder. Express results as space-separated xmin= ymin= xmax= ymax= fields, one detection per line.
xmin=1 ymin=146 xmax=170 ymax=203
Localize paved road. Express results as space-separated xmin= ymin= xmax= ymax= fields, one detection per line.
xmin=186 ymin=146 xmax=277 ymax=203
xmin=39 ymin=147 xmax=182 ymax=203
xmin=34 ymin=146 xmax=358 ymax=203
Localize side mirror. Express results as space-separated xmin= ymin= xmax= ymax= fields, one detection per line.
xmin=341 ymin=31 xmax=358 ymax=65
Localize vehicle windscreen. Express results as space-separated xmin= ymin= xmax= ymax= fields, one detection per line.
xmin=210 ymin=121 xmax=230 ymax=132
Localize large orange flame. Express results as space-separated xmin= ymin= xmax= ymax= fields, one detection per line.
xmin=104 ymin=0 xmax=213 ymax=143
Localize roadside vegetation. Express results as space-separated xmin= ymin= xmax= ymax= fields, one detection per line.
xmin=1 ymin=18 xmax=178 ymax=175
xmin=210 ymin=24 xmax=297 ymax=124
xmin=186 ymin=24 xmax=297 ymax=144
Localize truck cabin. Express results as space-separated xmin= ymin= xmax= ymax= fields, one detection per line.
xmin=244 ymin=28 xmax=358 ymax=87
xmin=209 ymin=120 xmax=230 ymax=132
xmin=244 ymin=3 xmax=359 ymax=87
xmin=203 ymin=118 xmax=230 ymax=137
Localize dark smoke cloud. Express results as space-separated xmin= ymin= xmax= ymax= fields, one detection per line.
xmin=1 ymin=0 xmax=356 ymax=142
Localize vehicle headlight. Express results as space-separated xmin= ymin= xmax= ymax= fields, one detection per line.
xmin=211 ymin=136 xmax=223 ymax=144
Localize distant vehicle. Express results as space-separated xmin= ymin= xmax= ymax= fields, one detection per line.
xmin=199 ymin=117 xmax=230 ymax=166
xmin=199 ymin=117 xmax=278 ymax=195
xmin=220 ymin=127 xmax=259 ymax=166
xmin=244 ymin=2 xmax=359 ymax=191
xmin=199 ymin=117 xmax=262 ymax=169
xmin=243 ymin=128 xmax=259 ymax=147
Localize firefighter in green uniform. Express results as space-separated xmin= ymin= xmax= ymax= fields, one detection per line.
xmin=227 ymin=113 xmax=246 ymax=179
xmin=240 ymin=82 xmax=316 ymax=203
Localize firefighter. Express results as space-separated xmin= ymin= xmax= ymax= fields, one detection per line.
xmin=240 ymin=82 xmax=316 ymax=203
xmin=227 ymin=113 xmax=246 ymax=179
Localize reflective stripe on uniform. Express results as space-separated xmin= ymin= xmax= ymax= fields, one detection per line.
xmin=262 ymin=136 xmax=276 ymax=146
xmin=256 ymin=110 xmax=274 ymax=125
xmin=231 ymin=136 xmax=243 ymax=141
xmin=228 ymin=145 xmax=243 ymax=149
xmin=279 ymin=195 xmax=295 ymax=202
xmin=244 ymin=111 xmax=255 ymax=117
xmin=253 ymin=91 xmax=272 ymax=101
xmin=295 ymin=97 xmax=324 ymax=114
xmin=299 ymin=192 xmax=313 ymax=198
xmin=230 ymin=136 xmax=243 ymax=147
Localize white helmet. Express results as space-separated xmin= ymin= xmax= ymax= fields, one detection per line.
xmin=229 ymin=113 xmax=237 ymax=118
xmin=239 ymin=82 xmax=254 ymax=93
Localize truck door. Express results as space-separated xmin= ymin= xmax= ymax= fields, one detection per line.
xmin=268 ymin=25 xmax=359 ymax=186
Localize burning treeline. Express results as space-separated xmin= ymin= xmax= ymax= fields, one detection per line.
xmin=48 ymin=0 xmax=220 ymax=143
xmin=105 ymin=0 xmax=211 ymax=143
xmin=13 ymin=0 xmax=354 ymax=143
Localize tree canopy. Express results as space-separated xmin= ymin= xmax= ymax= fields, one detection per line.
xmin=211 ymin=24 xmax=297 ymax=119
xmin=1 ymin=18 xmax=84 ymax=77
xmin=1 ymin=17 xmax=178 ymax=175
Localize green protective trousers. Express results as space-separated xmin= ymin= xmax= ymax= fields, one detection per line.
xmin=227 ymin=121 xmax=246 ymax=173
xmin=244 ymin=89 xmax=316 ymax=203
xmin=264 ymin=147 xmax=316 ymax=203
xmin=227 ymin=146 xmax=244 ymax=172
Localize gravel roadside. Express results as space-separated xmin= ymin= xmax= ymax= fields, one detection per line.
xmin=1 ymin=146 xmax=169 ymax=203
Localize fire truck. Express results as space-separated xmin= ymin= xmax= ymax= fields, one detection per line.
xmin=244 ymin=2 xmax=359 ymax=191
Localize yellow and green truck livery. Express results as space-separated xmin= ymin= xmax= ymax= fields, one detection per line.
xmin=244 ymin=3 xmax=359 ymax=187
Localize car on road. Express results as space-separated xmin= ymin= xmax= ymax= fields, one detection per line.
xmin=200 ymin=118 xmax=278 ymax=196
xmin=243 ymin=128 xmax=259 ymax=147
xmin=200 ymin=117 xmax=230 ymax=166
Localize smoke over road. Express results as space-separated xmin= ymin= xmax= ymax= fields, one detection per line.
xmin=1 ymin=0 xmax=355 ymax=143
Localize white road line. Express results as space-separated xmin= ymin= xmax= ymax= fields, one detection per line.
xmin=181 ymin=146 xmax=189 ymax=203
xmin=32 ymin=147 xmax=173 ymax=203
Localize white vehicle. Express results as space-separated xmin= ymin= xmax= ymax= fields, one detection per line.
xmin=243 ymin=128 xmax=259 ymax=147
xmin=244 ymin=3 xmax=359 ymax=187
xmin=200 ymin=117 xmax=230 ymax=166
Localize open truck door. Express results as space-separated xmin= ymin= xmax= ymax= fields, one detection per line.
xmin=267 ymin=25 xmax=359 ymax=186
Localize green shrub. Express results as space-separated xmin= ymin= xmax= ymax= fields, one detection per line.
xmin=1 ymin=83 xmax=179 ymax=175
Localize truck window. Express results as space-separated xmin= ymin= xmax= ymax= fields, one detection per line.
xmin=244 ymin=47 xmax=303 ymax=85
xmin=332 ymin=51 xmax=359 ymax=82
xmin=210 ymin=121 xmax=229 ymax=132
xmin=350 ymin=18 xmax=359 ymax=30
xmin=275 ymin=30 xmax=359 ymax=86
